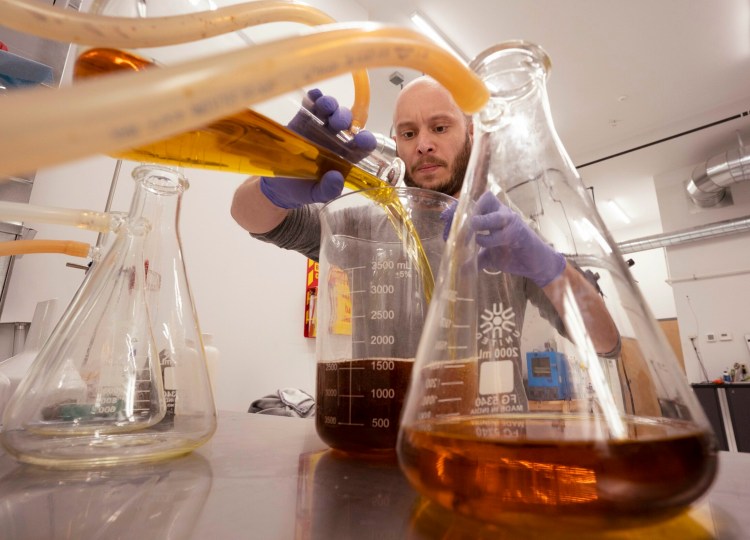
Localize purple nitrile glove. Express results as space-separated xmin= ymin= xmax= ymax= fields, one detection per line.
xmin=260 ymin=170 xmax=345 ymax=209
xmin=259 ymin=89 xmax=377 ymax=209
xmin=471 ymin=191 xmax=566 ymax=287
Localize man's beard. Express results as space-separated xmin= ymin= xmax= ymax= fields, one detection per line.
xmin=403 ymin=135 xmax=472 ymax=197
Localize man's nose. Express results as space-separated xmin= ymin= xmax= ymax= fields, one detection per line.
xmin=416 ymin=133 xmax=435 ymax=154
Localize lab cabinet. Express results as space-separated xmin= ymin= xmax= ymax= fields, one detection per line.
xmin=692 ymin=384 xmax=729 ymax=451
xmin=692 ymin=383 xmax=750 ymax=453
xmin=725 ymin=384 xmax=750 ymax=452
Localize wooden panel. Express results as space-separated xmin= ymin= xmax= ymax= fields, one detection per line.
xmin=617 ymin=337 xmax=662 ymax=417
xmin=658 ymin=318 xmax=685 ymax=374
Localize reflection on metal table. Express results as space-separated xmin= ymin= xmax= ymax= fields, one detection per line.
xmin=0 ymin=411 xmax=747 ymax=539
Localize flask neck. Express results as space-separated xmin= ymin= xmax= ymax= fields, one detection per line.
xmin=467 ymin=42 xmax=581 ymax=221
xmin=128 ymin=164 xmax=187 ymax=230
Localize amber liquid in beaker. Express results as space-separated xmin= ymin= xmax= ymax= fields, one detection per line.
xmin=399 ymin=416 xmax=716 ymax=523
xmin=316 ymin=359 xmax=413 ymax=455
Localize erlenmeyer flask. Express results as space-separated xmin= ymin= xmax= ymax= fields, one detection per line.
xmin=1 ymin=164 xmax=216 ymax=468
xmin=133 ymin=164 xmax=216 ymax=438
xmin=397 ymin=42 xmax=717 ymax=525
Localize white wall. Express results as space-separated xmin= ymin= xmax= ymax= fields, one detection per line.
xmin=608 ymin=221 xmax=676 ymax=321
xmin=1 ymin=0 xmax=369 ymax=412
xmin=655 ymin=163 xmax=750 ymax=383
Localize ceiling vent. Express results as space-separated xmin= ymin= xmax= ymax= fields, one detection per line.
xmin=686 ymin=134 xmax=750 ymax=207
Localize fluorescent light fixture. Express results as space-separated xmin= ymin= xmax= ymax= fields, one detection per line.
xmin=604 ymin=200 xmax=631 ymax=224
xmin=410 ymin=10 xmax=469 ymax=64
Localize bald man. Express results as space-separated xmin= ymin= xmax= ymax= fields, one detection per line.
xmin=231 ymin=78 xmax=620 ymax=356
xmin=393 ymin=77 xmax=472 ymax=196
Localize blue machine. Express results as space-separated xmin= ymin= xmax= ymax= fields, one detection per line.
xmin=526 ymin=351 xmax=570 ymax=400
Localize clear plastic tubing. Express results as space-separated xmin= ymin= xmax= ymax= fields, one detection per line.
xmin=0 ymin=200 xmax=123 ymax=233
xmin=0 ymin=239 xmax=92 ymax=258
xmin=0 ymin=0 xmax=371 ymax=128
xmin=0 ymin=23 xmax=489 ymax=179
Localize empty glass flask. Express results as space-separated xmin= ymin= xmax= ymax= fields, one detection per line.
xmin=396 ymin=42 xmax=717 ymax=525
xmin=1 ymin=164 xmax=216 ymax=468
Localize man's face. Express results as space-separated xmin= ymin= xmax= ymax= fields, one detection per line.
xmin=393 ymin=82 xmax=472 ymax=197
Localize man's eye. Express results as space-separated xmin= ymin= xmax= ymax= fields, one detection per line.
xmin=434 ymin=125 xmax=447 ymax=133
xmin=401 ymin=131 xmax=415 ymax=140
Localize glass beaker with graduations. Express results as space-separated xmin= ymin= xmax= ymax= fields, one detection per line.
xmin=396 ymin=41 xmax=717 ymax=526
xmin=316 ymin=187 xmax=455 ymax=457
xmin=1 ymin=164 xmax=216 ymax=468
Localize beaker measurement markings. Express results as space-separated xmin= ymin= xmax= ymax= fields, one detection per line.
xmin=368 ymin=284 xmax=395 ymax=295
xmin=437 ymin=397 xmax=462 ymax=403
xmin=441 ymin=381 xmax=464 ymax=386
xmin=370 ymin=309 xmax=396 ymax=320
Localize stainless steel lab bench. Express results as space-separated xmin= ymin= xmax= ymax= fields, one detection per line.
xmin=0 ymin=411 xmax=747 ymax=539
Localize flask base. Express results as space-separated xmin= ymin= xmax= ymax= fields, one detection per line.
xmin=398 ymin=414 xmax=717 ymax=524
xmin=1 ymin=416 xmax=215 ymax=469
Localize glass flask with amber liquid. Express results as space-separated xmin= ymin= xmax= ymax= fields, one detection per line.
xmin=396 ymin=41 xmax=717 ymax=526
xmin=0 ymin=164 xmax=216 ymax=468
xmin=72 ymin=0 xmax=399 ymax=189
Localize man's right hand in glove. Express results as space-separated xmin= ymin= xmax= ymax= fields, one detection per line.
xmin=259 ymin=89 xmax=376 ymax=209
xmin=231 ymin=89 xmax=376 ymax=232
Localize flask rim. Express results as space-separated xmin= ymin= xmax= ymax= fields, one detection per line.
xmin=469 ymin=40 xmax=551 ymax=98
xmin=470 ymin=40 xmax=551 ymax=74
xmin=132 ymin=163 xmax=189 ymax=195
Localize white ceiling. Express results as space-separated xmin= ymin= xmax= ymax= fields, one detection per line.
xmin=355 ymin=0 xmax=750 ymax=235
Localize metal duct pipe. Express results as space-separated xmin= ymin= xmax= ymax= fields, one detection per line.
xmin=617 ymin=215 xmax=750 ymax=254
xmin=686 ymin=136 xmax=750 ymax=207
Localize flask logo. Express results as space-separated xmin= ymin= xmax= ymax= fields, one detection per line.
xmin=479 ymin=302 xmax=516 ymax=339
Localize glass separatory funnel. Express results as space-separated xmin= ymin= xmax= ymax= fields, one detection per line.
xmin=397 ymin=42 xmax=717 ymax=526
xmin=1 ymin=164 xmax=216 ymax=468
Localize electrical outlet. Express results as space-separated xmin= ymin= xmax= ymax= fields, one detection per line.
xmin=719 ymin=332 xmax=733 ymax=342
xmin=745 ymin=334 xmax=750 ymax=354
xmin=706 ymin=332 xmax=717 ymax=343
